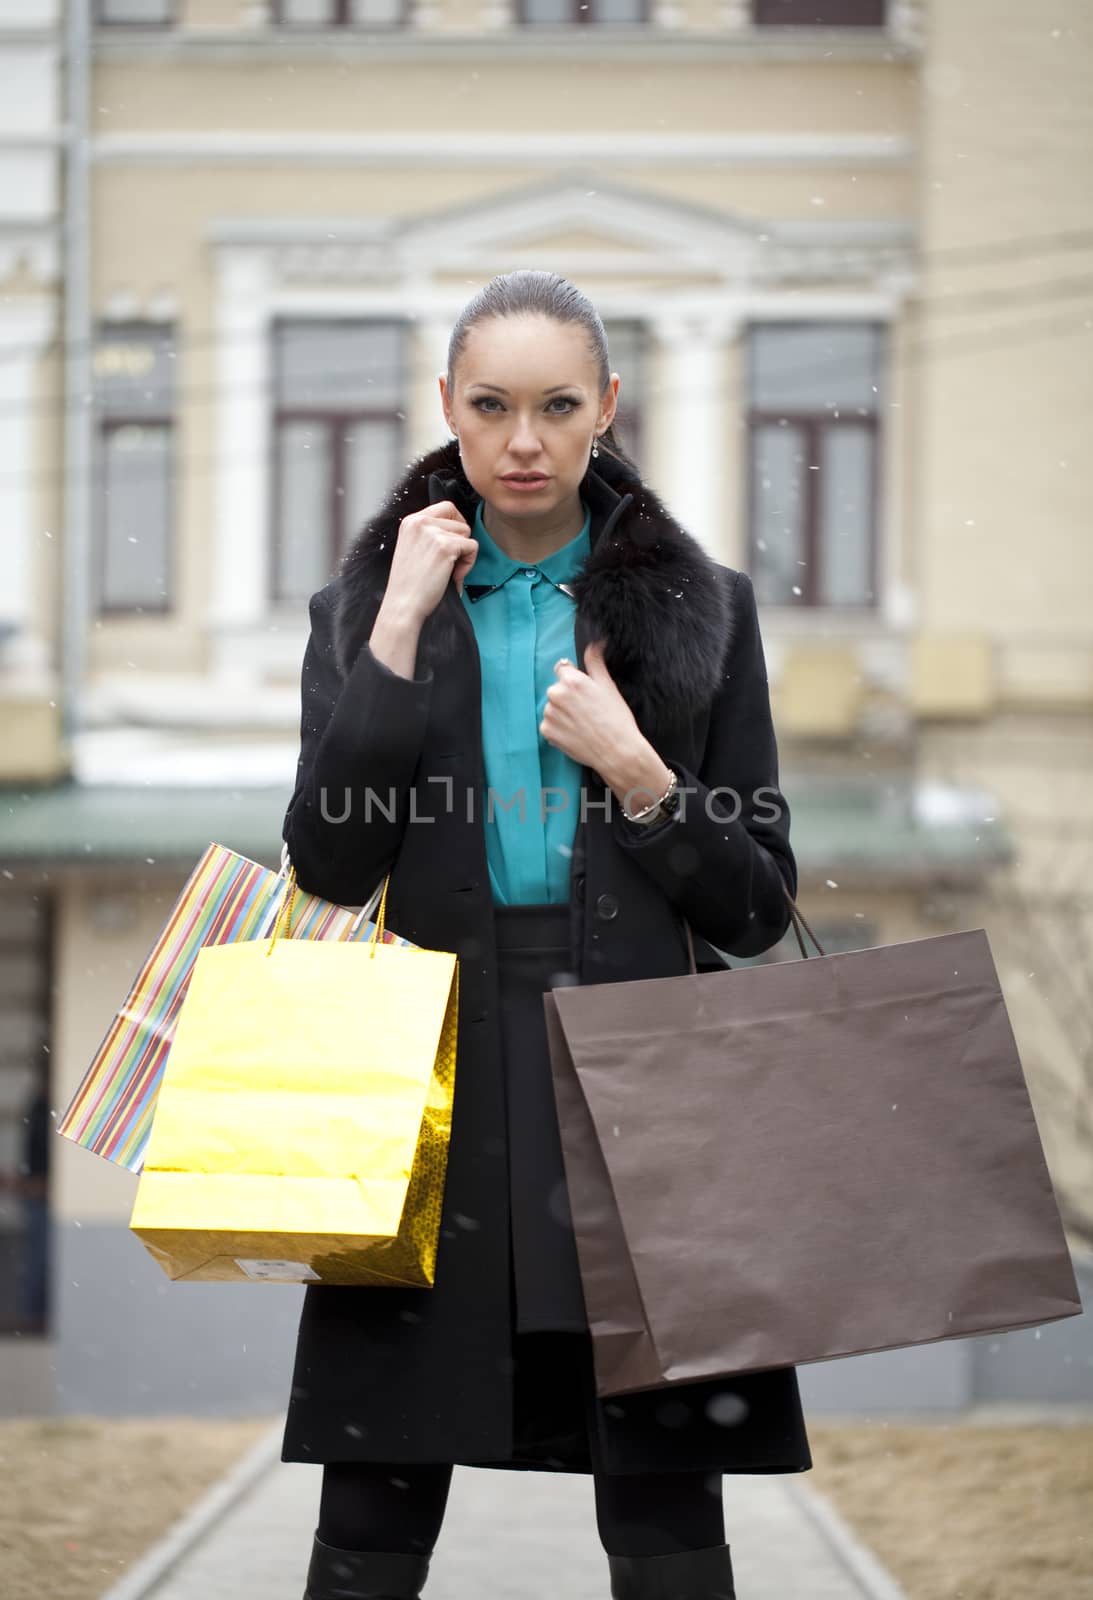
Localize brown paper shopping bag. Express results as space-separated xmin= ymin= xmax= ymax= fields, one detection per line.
xmin=545 ymin=889 xmax=1082 ymax=1398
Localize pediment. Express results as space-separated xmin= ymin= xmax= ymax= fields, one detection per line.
xmin=399 ymin=172 xmax=764 ymax=279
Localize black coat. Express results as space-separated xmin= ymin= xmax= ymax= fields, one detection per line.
xmin=279 ymin=436 xmax=811 ymax=1476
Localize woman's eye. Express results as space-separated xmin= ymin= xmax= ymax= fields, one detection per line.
xmin=470 ymin=397 xmax=579 ymax=414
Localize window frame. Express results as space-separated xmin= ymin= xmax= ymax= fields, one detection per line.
xmin=94 ymin=419 xmax=176 ymax=617
xmin=268 ymin=0 xmax=412 ymax=25
xmin=743 ymin=319 xmax=884 ymax=612
xmin=94 ymin=0 xmax=177 ymax=26
xmin=269 ymin=318 xmax=407 ymax=609
xmin=92 ymin=322 xmax=177 ymax=618
xmin=751 ymin=0 xmax=887 ymax=25
xmin=514 ymin=0 xmax=651 ymax=26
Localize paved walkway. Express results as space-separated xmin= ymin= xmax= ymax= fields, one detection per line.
xmin=105 ymin=1424 xmax=907 ymax=1600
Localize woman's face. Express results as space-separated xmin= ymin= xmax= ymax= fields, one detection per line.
xmin=440 ymin=314 xmax=618 ymax=515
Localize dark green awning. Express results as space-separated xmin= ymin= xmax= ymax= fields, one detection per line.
xmin=0 ymin=782 xmax=289 ymax=870
xmin=780 ymin=772 xmax=1014 ymax=884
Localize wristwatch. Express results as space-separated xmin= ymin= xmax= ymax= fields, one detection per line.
xmin=621 ymin=768 xmax=681 ymax=827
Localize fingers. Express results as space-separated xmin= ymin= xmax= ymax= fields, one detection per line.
xmin=551 ymin=640 xmax=607 ymax=679
xmin=426 ymin=499 xmax=472 ymax=532
xmin=422 ymin=516 xmax=473 ymax=539
xmin=450 ymin=538 xmax=479 ymax=597
xmin=448 ymin=534 xmax=479 ymax=573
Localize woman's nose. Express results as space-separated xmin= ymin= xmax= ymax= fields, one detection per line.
xmin=508 ymin=419 xmax=545 ymax=451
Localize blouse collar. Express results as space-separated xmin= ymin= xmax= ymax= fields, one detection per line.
xmin=465 ymin=496 xmax=591 ymax=599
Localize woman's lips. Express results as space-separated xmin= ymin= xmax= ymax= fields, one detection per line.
xmin=501 ymin=475 xmax=550 ymax=491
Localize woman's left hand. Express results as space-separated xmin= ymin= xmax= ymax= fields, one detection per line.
xmin=540 ymin=639 xmax=670 ymax=803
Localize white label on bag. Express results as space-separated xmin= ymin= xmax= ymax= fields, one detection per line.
xmin=234 ymin=1258 xmax=319 ymax=1281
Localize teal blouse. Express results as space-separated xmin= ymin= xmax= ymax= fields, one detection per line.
xmin=460 ymin=495 xmax=592 ymax=906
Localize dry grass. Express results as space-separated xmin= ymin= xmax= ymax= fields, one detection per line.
xmin=807 ymin=1420 xmax=1093 ymax=1600
xmin=0 ymin=1415 xmax=272 ymax=1599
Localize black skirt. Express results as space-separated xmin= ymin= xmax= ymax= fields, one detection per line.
xmin=469 ymin=898 xmax=611 ymax=1475
xmin=494 ymin=899 xmax=588 ymax=1337
xmin=456 ymin=900 xmax=814 ymax=1479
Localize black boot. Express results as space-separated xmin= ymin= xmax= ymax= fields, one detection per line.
xmin=303 ymin=1531 xmax=431 ymax=1599
xmin=607 ymin=1541 xmax=736 ymax=1599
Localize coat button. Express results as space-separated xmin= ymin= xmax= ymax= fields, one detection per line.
xmin=594 ymin=892 xmax=619 ymax=921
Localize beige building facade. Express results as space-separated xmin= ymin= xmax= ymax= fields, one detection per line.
xmin=0 ymin=0 xmax=1089 ymax=1412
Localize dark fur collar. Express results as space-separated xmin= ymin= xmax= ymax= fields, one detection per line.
xmin=331 ymin=436 xmax=735 ymax=733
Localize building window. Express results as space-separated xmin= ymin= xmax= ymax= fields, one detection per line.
xmin=745 ymin=321 xmax=884 ymax=609
xmin=752 ymin=0 xmax=886 ymax=22
xmin=92 ymin=323 xmax=176 ymax=615
xmin=271 ymin=0 xmax=410 ymax=24
xmin=602 ymin=319 xmax=647 ymax=466
xmin=516 ymin=0 xmax=648 ymax=24
xmin=272 ymin=320 xmax=407 ymax=607
xmin=0 ymin=891 xmax=53 ymax=1338
xmin=96 ymin=0 xmax=176 ymax=23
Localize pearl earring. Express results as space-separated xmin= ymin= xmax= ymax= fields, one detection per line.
xmin=591 ymin=437 xmax=600 ymax=459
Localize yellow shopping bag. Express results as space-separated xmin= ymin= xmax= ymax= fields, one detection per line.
xmin=130 ymin=867 xmax=459 ymax=1287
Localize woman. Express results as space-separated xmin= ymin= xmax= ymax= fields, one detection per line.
xmin=282 ymin=270 xmax=812 ymax=1600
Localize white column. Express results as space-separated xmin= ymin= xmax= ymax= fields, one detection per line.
xmin=209 ymin=247 xmax=272 ymax=637
xmin=0 ymin=298 xmax=56 ymax=675
xmin=653 ymin=314 xmax=737 ymax=561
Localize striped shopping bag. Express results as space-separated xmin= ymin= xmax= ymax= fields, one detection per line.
xmin=57 ymin=843 xmax=409 ymax=1173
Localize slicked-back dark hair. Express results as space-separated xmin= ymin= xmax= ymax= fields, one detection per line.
xmin=446 ymin=269 xmax=639 ymax=477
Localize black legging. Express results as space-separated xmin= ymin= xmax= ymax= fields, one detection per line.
xmin=317 ymin=1459 xmax=725 ymax=1559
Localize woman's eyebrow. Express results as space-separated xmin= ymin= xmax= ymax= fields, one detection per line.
xmin=469 ymin=383 xmax=584 ymax=395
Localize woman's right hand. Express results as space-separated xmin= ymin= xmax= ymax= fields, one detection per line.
xmin=382 ymin=499 xmax=479 ymax=623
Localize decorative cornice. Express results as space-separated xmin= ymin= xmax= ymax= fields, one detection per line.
xmin=206 ymin=177 xmax=916 ymax=291
xmin=94 ymin=130 xmax=914 ymax=168
xmin=243 ymin=245 xmax=915 ymax=290
xmin=91 ymin=27 xmax=920 ymax=65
